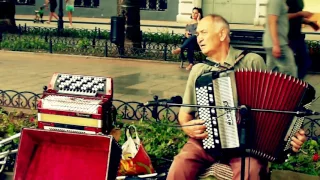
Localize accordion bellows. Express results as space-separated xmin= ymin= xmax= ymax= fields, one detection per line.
xmin=195 ymin=69 xmax=315 ymax=162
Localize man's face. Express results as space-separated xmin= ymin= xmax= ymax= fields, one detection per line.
xmin=196 ymin=17 xmax=224 ymax=56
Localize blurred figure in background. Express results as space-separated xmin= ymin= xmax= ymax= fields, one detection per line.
xmin=263 ymin=0 xmax=298 ymax=77
xmin=66 ymin=0 xmax=75 ymax=28
xmin=172 ymin=7 xmax=202 ymax=71
xmin=286 ymin=0 xmax=319 ymax=79
xmin=45 ymin=0 xmax=59 ymax=24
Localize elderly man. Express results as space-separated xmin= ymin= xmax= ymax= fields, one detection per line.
xmin=166 ymin=14 xmax=307 ymax=180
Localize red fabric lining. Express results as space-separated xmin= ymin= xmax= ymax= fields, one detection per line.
xmin=14 ymin=128 xmax=114 ymax=180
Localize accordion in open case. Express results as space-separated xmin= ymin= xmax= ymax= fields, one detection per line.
xmin=12 ymin=73 xmax=122 ymax=180
xmin=37 ymin=73 xmax=115 ymax=135
xmin=13 ymin=128 xmax=122 ymax=180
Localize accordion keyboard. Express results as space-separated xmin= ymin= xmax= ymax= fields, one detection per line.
xmin=196 ymin=86 xmax=220 ymax=150
xmin=56 ymin=74 xmax=107 ymax=96
xmin=41 ymin=95 xmax=101 ymax=114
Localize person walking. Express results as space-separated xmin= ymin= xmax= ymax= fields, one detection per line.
xmin=286 ymin=0 xmax=319 ymax=79
xmin=263 ymin=0 xmax=298 ymax=77
xmin=45 ymin=0 xmax=59 ymax=24
xmin=66 ymin=0 xmax=75 ymax=28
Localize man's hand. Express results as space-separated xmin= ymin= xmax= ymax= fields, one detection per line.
xmin=185 ymin=31 xmax=191 ymax=38
xmin=299 ymin=11 xmax=313 ymax=18
xmin=291 ymin=129 xmax=307 ymax=152
xmin=272 ymin=45 xmax=281 ymax=58
xmin=181 ymin=119 xmax=208 ymax=139
xmin=197 ymin=13 xmax=201 ymax=22
xmin=307 ymin=21 xmax=320 ymax=31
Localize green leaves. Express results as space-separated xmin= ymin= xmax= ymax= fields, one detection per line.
xmin=271 ymin=137 xmax=320 ymax=176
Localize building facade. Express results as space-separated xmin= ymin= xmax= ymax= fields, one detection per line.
xmin=14 ymin=0 xmax=179 ymax=21
xmin=177 ymin=0 xmax=320 ymax=25
xmin=14 ymin=0 xmax=320 ymax=25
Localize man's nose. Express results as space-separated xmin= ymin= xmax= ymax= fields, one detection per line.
xmin=197 ymin=36 xmax=203 ymax=44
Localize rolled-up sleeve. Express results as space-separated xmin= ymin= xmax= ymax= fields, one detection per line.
xmin=267 ymin=0 xmax=282 ymax=16
xmin=180 ymin=64 xmax=213 ymax=113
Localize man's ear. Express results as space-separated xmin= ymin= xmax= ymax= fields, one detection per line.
xmin=219 ymin=29 xmax=228 ymax=42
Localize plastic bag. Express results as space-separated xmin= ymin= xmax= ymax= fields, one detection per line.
xmin=117 ymin=125 xmax=155 ymax=176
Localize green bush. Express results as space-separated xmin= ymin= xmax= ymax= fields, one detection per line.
xmin=270 ymin=137 xmax=320 ymax=176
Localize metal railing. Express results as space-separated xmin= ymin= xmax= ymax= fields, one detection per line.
xmin=0 ymin=89 xmax=319 ymax=138
xmin=15 ymin=0 xmax=34 ymax=5
xmin=74 ymin=0 xmax=99 ymax=8
xmin=140 ymin=0 xmax=167 ymax=11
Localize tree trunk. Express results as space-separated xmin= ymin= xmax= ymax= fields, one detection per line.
xmin=120 ymin=0 xmax=142 ymax=49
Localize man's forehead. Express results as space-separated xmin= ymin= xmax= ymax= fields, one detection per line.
xmin=197 ymin=18 xmax=213 ymax=30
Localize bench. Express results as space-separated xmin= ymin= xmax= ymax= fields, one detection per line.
xmin=179 ymin=29 xmax=266 ymax=68
xmin=230 ymin=29 xmax=266 ymax=60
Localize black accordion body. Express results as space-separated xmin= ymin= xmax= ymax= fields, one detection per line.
xmin=195 ymin=69 xmax=315 ymax=162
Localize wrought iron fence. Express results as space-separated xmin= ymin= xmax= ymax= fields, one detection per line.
xmin=74 ymin=0 xmax=99 ymax=7
xmin=0 ymin=25 xmax=207 ymax=62
xmin=0 ymin=89 xmax=319 ymax=138
xmin=140 ymin=0 xmax=167 ymax=11
xmin=15 ymin=0 xmax=35 ymax=5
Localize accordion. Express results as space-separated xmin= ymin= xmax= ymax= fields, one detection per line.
xmin=195 ymin=69 xmax=315 ymax=162
xmin=37 ymin=73 xmax=115 ymax=135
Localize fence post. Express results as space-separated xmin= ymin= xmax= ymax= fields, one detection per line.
xmin=0 ymin=32 xmax=2 ymax=50
xmin=151 ymin=95 xmax=159 ymax=121
xmin=49 ymin=36 xmax=53 ymax=53
xmin=92 ymin=37 xmax=96 ymax=48
xmin=104 ymin=40 xmax=108 ymax=57
xmin=143 ymin=39 xmax=146 ymax=49
xmin=98 ymin=28 xmax=101 ymax=39
xmin=163 ymin=43 xmax=168 ymax=61
xmin=45 ymin=32 xmax=48 ymax=43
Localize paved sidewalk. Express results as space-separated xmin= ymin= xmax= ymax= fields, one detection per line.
xmin=0 ymin=51 xmax=189 ymax=103
xmin=0 ymin=50 xmax=319 ymax=112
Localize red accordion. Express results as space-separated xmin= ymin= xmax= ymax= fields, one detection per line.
xmin=195 ymin=69 xmax=315 ymax=162
xmin=37 ymin=73 xmax=114 ymax=135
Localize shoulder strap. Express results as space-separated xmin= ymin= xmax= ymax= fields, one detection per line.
xmin=203 ymin=50 xmax=250 ymax=71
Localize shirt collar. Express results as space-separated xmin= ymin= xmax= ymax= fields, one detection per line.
xmin=206 ymin=46 xmax=237 ymax=69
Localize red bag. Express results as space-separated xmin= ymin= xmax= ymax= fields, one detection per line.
xmin=117 ymin=125 xmax=155 ymax=176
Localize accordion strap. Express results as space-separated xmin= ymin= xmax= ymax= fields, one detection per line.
xmin=203 ymin=50 xmax=249 ymax=71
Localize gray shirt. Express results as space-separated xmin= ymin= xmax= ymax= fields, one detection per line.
xmin=186 ymin=23 xmax=198 ymax=36
xmin=262 ymin=0 xmax=289 ymax=48
xmin=181 ymin=46 xmax=267 ymax=113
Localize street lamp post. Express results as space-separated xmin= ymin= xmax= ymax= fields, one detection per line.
xmin=58 ymin=0 xmax=64 ymax=32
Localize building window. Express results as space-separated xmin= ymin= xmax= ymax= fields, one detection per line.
xmin=15 ymin=0 xmax=35 ymax=5
xmin=74 ymin=0 xmax=99 ymax=7
xmin=140 ymin=0 xmax=167 ymax=11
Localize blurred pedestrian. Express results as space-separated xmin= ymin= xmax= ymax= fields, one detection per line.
xmin=263 ymin=0 xmax=298 ymax=77
xmin=66 ymin=0 xmax=75 ymax=28
xmin=286 ymin=0 xmax=319 ymax=79
xmin=45 ymin=0 xmax=59 ymax=24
